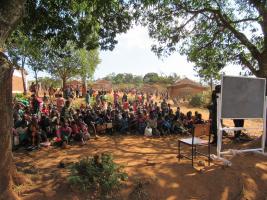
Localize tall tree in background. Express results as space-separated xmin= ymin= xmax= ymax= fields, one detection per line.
xmin=0 ymin=1 xmax=131 ymax=199
xmin=187 ymin=44 xmax=224 ymax=91
xmin=143 ymin=72 xmax=160 ymax=83
xmin=195 ymin=64 xmax=221 ymax=92
xmin=132 ymin=0 xmax=267 ymax=79
xmin=7 ymin=31 xmax=46 ymax=92
xmin=103 ymin=73 xmax=143 ymax=85
xmin=46 ymin=42 xmax=82 ymax=89
xmin=6 ymin=31 xmax=30 ymax=94
xmin=27 ymin=42 xmax=46 ymax=87
xmin=78 ymin=48 xmax=100 ymax=96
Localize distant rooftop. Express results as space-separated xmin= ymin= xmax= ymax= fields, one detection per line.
xmin=168 ymin=78 xmax=205 ymax=88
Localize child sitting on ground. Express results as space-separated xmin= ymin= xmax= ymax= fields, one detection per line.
xmin=77 ymin=117 xmax=90 ymax=142
xmin=56 ymin=118 xmax=72 ymax=147
xmin=137 ymin=112 xmax=147 ymax=134
xmin=27 ymin=116 xmax=42 ymax=150
xmin=147 ymin=112 xmax=160 ymax=136
xmin=194 ymin=113 xmax=205 ymax=124
xmin=70 ymin=121 xmax=84 ymax=144
xmin=183 ymin=111 xmax=194 ymax=132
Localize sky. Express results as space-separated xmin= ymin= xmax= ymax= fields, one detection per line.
xmin=27 ymin=25 xmax=243 ymax=81
xmin=94 ymin=25 xmax=243 ymax=81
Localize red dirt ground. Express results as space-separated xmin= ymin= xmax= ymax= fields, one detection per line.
xmin=12 ymin=100 xmax=267 ymax=200
xmin=14 ymin=134 xmax=267 ymax=200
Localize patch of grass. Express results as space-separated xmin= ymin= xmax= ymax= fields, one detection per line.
xmin=68 ymin=153 xmax=128 ymax=198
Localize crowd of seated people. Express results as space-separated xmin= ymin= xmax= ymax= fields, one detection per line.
xmin=12 ymin=89 xmax=207 ymax=151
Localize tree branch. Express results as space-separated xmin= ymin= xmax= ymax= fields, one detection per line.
xmin=177 ymin=13 xmax=198 ymax=31
xmin=175 ymin=3 xmax=262 ymax=61
xmin=212 ymin=10 xmax=262 ymax=61
xmin=195 ymin=30 xmax=221 ymax=52
xmin=238 ymin=54 xmax=259 ymax=76
xmin=230 ymin=17 xmax=260 ymax=24
xmin=249 ymin=0 xmax=267 ymax=51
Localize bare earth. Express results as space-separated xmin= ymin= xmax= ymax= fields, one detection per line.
xmin=13 ymin=107 xmax=267 ymax=200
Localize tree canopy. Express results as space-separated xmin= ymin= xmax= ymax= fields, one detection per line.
xmin=78 ymin=48 xmax=100 ymax=81
xmin=132 ymin=0 xmax=267 ymax=78
xmin=2 ymin=0 xmax=130 ymax=89
xmin=104 ymin=73 xmax=143 ymax=85
xmin=19 ymin=0 xmax=132 ymax=51
xmin=103 ymin=72 xmax=180 ymax=85
xmin=45 ymin=41 xmax=81 ymax=88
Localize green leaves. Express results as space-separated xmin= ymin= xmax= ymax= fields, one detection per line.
xmin=6 ymin=29 xmax=47 ymax=79
xmin=77 ymin=48 xmax=100 ymax=80
xmin=43 ymin=41 xmax=100 ymax=88
xmin=45 ymin=41 xmax=80 ymax=80
xmin=20 ymin=0 xmax=132 ymax=51
xmin=143 ymin=72 xmax=159 ymax=83
xmin=68 ymin=153 xmax=128 ymax=197
xmin=132 ymin=0 xmax=266 ymax=77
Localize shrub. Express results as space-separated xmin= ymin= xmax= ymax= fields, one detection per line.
xmin=14 ymin=93 xmax=29 ymax=106
xmin=68 ymin=153 xmax=128 ymax=197
xmin=14 ymin=93 xmax=28 ymax=101
xmin=189 ymin=93 xmax=205 ymax=107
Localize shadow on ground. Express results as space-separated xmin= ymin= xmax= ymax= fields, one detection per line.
xmin=13 ymin=135 xmax=267 ymax=200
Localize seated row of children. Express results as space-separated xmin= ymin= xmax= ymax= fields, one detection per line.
xmin=12 ymin=93 xmax=206 ymax=150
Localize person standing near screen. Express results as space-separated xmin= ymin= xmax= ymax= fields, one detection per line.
xmin=209 ymin=85 xmax=221 ymax=144
xmin=233 ymin=119 xmax=244 ymax=139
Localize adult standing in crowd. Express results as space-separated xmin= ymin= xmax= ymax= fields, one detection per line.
xmin=85 ymin=90 xmax=90 ymax=106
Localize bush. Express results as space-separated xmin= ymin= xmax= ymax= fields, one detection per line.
xmin=14 ymin=93 xmax=28 ymax=101
xmin=189 ymin=93 xmax=205 ymax=107
xmin=68 ymin=153 xmax=128 ymax=197
xmin=14 ymin=93 xmax=29 ymax=106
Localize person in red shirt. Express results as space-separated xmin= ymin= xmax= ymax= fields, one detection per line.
xmin=56 ymin=118 xmax=72 ymax=147
xmin=41 ymin=104 xmax=49 ymax=116
xmin=113 ymin=91 xmax=119 ymax=107
xmin=123 ymin=101 xmax=129 ymax=111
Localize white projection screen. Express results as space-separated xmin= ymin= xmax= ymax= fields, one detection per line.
xmin=221 ymin=76 xmax=266 ymax=119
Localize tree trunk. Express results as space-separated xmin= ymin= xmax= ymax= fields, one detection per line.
xmin=34 ymin=70 xmax=38 ymax=85
xmin=82 ymin=76 xmax=87 ymax=97
xmin=0 ymin=0 xmax=26 ymax=199
xmin=0 ymin=0 xmax=26 ymax=47
xmin=62 ymin=77 xmax=67 ymax=90
xmin=0 ymin=54 xmax=19 ymax=200
xmin=33 ymin=70 xmax=39 ymax=96
xmin=254 ymin=63 xmax=267 ymax=147
xmin=20 ymin=57 xmax=27 ymax=95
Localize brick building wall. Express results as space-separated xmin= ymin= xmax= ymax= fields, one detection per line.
xmin=12 ymin=69 xmax=27 ymax=93
xmin=168 ymin=85 xmax=205 ymax=98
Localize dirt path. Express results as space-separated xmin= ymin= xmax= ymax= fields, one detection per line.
xmin=14 ymin=135 xmax=267 ymax=200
